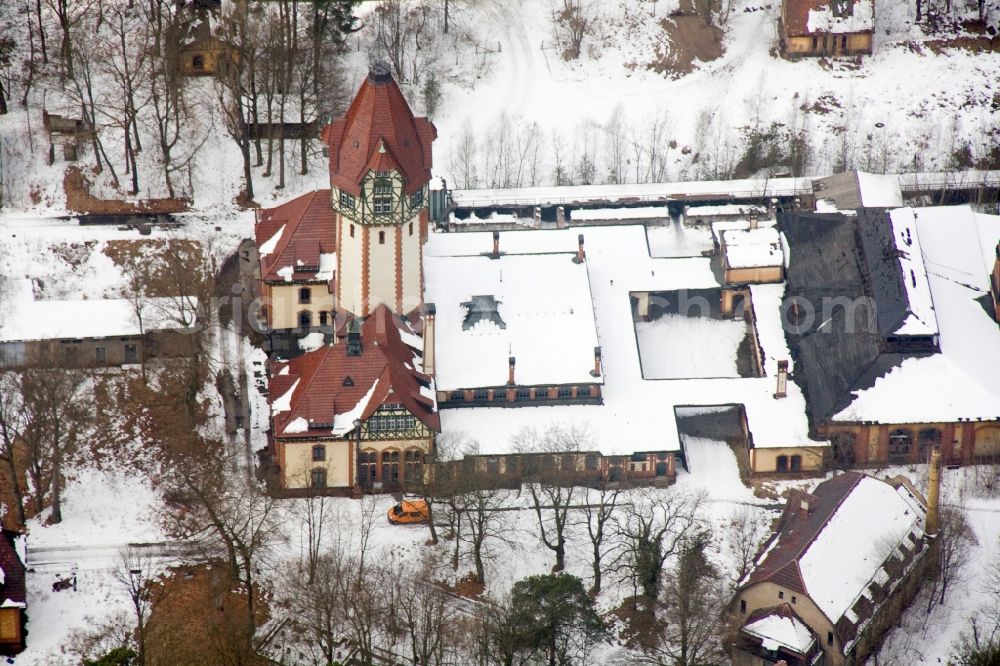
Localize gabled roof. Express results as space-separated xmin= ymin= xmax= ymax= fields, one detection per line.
xmin=323 ymin=64 xmax=436 ymax=196
xmin=784 ymin=0 xmax=874 ymax=36
xmin=268 ymin=304 xmax=439 ymax=439
xmin=742 ymin=604 xmax=817 ymax=655
xmin=741 ymin=472 xmax=926 ymax=643
xmin=255 ymin=190 xmax=336 ymax=283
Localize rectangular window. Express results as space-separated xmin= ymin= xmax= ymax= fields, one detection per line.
xmin=374 ymin=179 xmax=392 ymax=195
xmin=339 ymin=190 xmax=355 ymax=207
xmin=312 ymin=445 xmax=326 ymax=461
xmin=124 ymin=344 xmax=138 ymax=364
xmin=311 ymin=468 xmax=327 ymax=488
xmin=319 ymin=311 xmax=329 ymax=327
xmin=299 ymin=287 xmax=311 ymax=304
xmin=410 ymin=189 xmax=423 ymax=208
xmin=409 ymin=222 xmax=414 ymax=236
xmin=96 ymin=347 xmax=106 ymax=363
xmin=776 ymin=455 xmax=789 ymax=472
xmin=740 ymin=599 xmax=746 ymax=613
xmin=373 ymin=196 xmax=392 ymax=214
xmin=349 ymin=224 xmax=355 ymax=238
xmin=375 ymin=170 xmax=390 ymax=178
xmin=790 ymin=455 xmax=802 ymax=472
xmin=827 ymin=632 xmax=834 ymax=646
xmin=791 ymin=595 xmax=797 ymax=604
xmin=778 ymin=591 xmax=784 ymax=599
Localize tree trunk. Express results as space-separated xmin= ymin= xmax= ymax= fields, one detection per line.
xmin=2 ymin=453 xmax=25 ymax=527
xmin=35 ymin=0 xmax=47 ymax=63
xmin=425 ymin=500 xmax=438 ymax=545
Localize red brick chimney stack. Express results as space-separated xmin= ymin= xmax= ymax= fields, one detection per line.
xmin=507 ymin=355 xmax=516 ymax=385
xmin=775 ymin=360 xmax=788 ymax=398
xmin=574 ymin=234 xmax=586 ymax=264
xmin=591 ymin=346 xmax=602 ymax=377
xmin=492 ymin=231 xmax=500 ymax=259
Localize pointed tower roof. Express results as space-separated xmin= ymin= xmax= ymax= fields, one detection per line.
xmin=323 ymin=62 xmax=436 ymax=196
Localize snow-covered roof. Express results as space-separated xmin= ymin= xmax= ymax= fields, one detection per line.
xmin=798 ymin=0 xmax=874 ymax=34
xmin=425 ymin=226 xmax=816 ymax=455
xmin=721 ymin=227 xmax=783 ymax=269
xmin=886 ymin=209 xmax=937 ymax=336
xmin=798 ymin=478 xmax=924 ymax=623
xmin=571 ymin=206 xmax=667 ymax=222
xmin=835 ymin=206 xmax=1000 ymax=423
xmin=743 ymin=611 xmax=816 ymax=654
xmin=856 ymin=172 xmax=903 ymax=207
xmin=745 ymin=472 xmax=926 ymax=639
xmin=425 ymin=252 xmax=601 ymax=390
xmin=0 ymin=279 xmax=198 ymax=343
xmin=686 ymin=203 xmax=767 ymax=218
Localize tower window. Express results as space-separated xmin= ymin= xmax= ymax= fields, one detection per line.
xmin=373 ymin=195 xmax=392 ymax=214
xmin=379 ymin=231 xmax=386 ymax=245
xmin=349 ymin=224 xmax=355 ymax=238
xmin=409 ymin=222 xmax=414 ymax=236
xmin=410 ymin=189 xmax=423 ymax=208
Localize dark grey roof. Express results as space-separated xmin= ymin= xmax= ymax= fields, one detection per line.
xmin=856 ymin=208 xmax=909 ymax=336
xmin=461 ymin=295 xmax=506 ymax=331
xmin=778 ymin=211 xmax=916 ymax=423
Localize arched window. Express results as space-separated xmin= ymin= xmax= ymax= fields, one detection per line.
xmin=790 ymin=455 xmax=802 ymax=472
xmin=298 ymin=310 xmax=312 ymax=329
xmin=378 ymin=230 xmax=386 ymax=245
xmin=360 ymin=449 xmax=378 ymax=486
xmin=404 ymin=449 xmax=424 ymax=482
xmin=888 ymin=429 xmax=913 ymax=463
xmin=919 ymin=429 xmax=942 ymax=461
xmin=310 ymin=468 xmax=326 ymax=488
xmin=382 ymin=450 xmax=400 ymax=484
xmin=776 ymin=455 xmax=789 ymax=472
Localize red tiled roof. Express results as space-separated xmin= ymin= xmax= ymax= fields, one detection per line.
xmin=268 ymin=304 xmax=439 ymax=438
xmin=742 ymin=472 xmax=864 ymax=596
xmin=323 ymin=69 xmax=436 ymax=196
xmin=255 ymin=190 xmax=336 ymax=283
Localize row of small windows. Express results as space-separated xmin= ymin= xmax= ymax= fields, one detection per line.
xmin=457 ymin=386 xmax=578 ymax=402
xmin=337 ymin=187 xmax=424 ymax=213
xmin=368 ymin=413 xmax=417 ymax=433
xmin=359 ymin=448 xmax=425 ymax=484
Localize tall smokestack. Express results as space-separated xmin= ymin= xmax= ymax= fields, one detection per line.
xmin=507 ymin=355 xmax=516 ymax=386
xmin=926 ymin=446 xmax=942 ymax=537
xmin=423 ymin=303 xmax=436 ymax=375
xmin=774 ymin=360 xmax=788 ymax=399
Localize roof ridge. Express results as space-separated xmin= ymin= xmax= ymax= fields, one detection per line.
xmin=286 ymin=343 xmax=337 ymax=421
xmin=261 ymin=190 xmax=319 ymax=274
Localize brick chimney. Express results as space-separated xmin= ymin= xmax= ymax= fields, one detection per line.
xmin=590 ymin=346 xmax=602 ymax=377
xmin=491 ymin=231 xmax=500 ymax=259
xmin=423 ymin=303 xmax=436 ymax=375
xmin=926 ymin=446 xmax=942 ymax=537
xmin=573 ymin=234 xmax=586 ymax=264
xmin=774 ymin=360 xmax=788 ymax=398
xmin=507 ymin=355 xmax=516 ymax=385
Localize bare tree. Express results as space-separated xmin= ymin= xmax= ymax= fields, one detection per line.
xmin=723 ymin=506 xmax=768 ymax=588
xmin=114 ymin=547 xmax=163 ymax=665
xmin=20 ymin=367 xmax=91 ymax=523
xmin=926 ymin=504 xmax=977 ymax=614
xmin=640 ymin=532 xmax=727 ymax=665
xmin=517 ymin=423 xmax=592 ymax=573
xmin=554 ymin=0 xmax=594 ymax=60
xmin=580 ymin=482 xmax=620 ymax=596
xmin=612 ymin=488 xmax=705 ymax=603
xmin=462 ymin=481 xmax=514 ymax=585
xmin=0 ymin=373 xmax=28 ymax=527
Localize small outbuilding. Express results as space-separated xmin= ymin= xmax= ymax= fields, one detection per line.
xmin=780 ymin=0 xmax=874 ymax=57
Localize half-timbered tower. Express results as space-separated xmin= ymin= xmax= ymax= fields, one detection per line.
xmin=323 ymin=62 xmax=437 ymax=318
